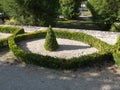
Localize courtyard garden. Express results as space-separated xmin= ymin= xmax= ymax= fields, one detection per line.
xmin=0 ymin=0 xmax=120 ymax=70
xmin=0 ymin=0 xmax=120 ymax=88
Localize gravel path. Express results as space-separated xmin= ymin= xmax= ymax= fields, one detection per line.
xmin=1 ymin=25 xmax=120 ymax=45
xmin=18 ymin=38 xmax=98 ymax=59
xmin=0 ymin=25 xmax=120 ymax=90
xmin=0 ymin=48 xmax=120 ymax=90
xmin=0 ymin=33 xmax=12 ymax=38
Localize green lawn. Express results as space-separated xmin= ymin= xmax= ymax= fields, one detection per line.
xmin=56 ymin=17 xmax=100 ymax=30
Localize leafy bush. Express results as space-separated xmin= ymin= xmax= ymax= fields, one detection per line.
xmin=87 ymin=0 xmax=120 ymax=30
xmin=59 ymin=0 xmax=81 ymax=19
xmin=5 ymin=18 xmax=18 ymax=25
xmin=14 ymin=0 xmax=59 ymax=26
xmin=8 ymin=30 xmax=115 ymax=69
xmin=110 ymin=22 xmax=120 ymax=32
xmin=44 ymin=26 xmax=58 ymax=51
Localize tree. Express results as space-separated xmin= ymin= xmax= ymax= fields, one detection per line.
xmin=59 ymin=0 xmax=82 ymax=19
xmin=0 ymin=0 xmax=31 ymax=25
xmin=87 ymin=0 xmax=120 ymax=30
xmin=44 ymin=26 xmax=59 ymax=51
xmin=15 ymin=0 xmax=59 ymax=26
xmin=0 ymin=0 xmax=59 ymax=26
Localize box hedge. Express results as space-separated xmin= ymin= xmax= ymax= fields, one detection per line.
xmin=8 ymin=30 xmax=115 ymax=69
xmin=0 ymin=26 xmax=24 ymax=48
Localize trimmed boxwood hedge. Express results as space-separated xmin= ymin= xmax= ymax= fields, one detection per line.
xmin=8 ymin=30 xmax=115 ymax=69
xmin=113 ymin=35 xmax=120 ymax=68
xmin=0 ymin=26 xmax=24 ymax=48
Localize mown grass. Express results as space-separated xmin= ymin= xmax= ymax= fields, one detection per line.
xmin=56 ymin=17 xmax=100 ymax=30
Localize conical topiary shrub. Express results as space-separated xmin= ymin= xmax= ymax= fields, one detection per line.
xmin=44 ymin=26 xmax=59 ymax=51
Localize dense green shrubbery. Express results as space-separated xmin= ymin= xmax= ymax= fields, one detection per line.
xmin=44 ymin=26 xmax=58 ymax=51
xmin=14 ymin=0 xmax=59 ymax=26
xmin=0 ymin=26 xmax=24 ymax=47
xmin=87 ymin=0 xmax=120 ymax=30
xmin=110 ymin=22 xmax=120 ymax=32
xmin=59 ymin=0 xmax=81 ymax=19
xmin=0 ymin=0 xmax=59 ymax=26
xmin=8 ymin=30 xmax=115 ymax=69
xmin=0 ymin=38 xmax=8 ymax=48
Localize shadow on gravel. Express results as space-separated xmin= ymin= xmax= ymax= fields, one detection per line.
xmin=0 ymin=47 xmax=119 ymax=90
xmin=57 ymin=45 xmax=91 ymax=51
xmin=0 ymin=47 xmax=10 ymax=56
xmin=0 ymin=60 xmax=119 ymax=90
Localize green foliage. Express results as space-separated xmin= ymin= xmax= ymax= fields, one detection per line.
xmin=59 ymin=0 xmax=81 ymax=19
xmin=110 ymin=22 xmax=120 ymax=32
xmin=0 ymin=26 xmax=24 ymax=48
xmin=113 ymin=51 xmax=120 ymax=68
xmin=55 ymin=30 xmax=113 ymax=52
xmin=44 ymin=26 xmax=58 ymax=51
xmin=0 ymin=38 xmax=8 ymax=48
xmin=0 ymin=0 xmax=59 ymax=26
xmin=87 ymin=0 xmax=120 ymax=30
xmin=113 ymin=35 xmax=120 ymax=68
xmin=8 ymin=30 xmax=115 ymax=69
xmin=15 ymin=0 xmax=59 ymax=26
xmin=0 ymin=3 xmax=3 ymax=12
xmin=0 ymin=0 xmax=32 ymax=25
xmin=56 ymin=19 xmax=100 ymax=30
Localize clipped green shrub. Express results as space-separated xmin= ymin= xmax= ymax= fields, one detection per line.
xmin=8 ymin=30 xmax=115 ymax=69
xmin=110 ymin=22 xmax=120 ymax=32
xmin=0 ymin=26 xmax=24 ymax=48
xmin=0 ymin=26 xmax=24 ymax=35
xmin=113 ymin=50 xmax=120 ymax=68
xmin=44 ymin=26 xmax=58 ymax=51
xmin=113 ymin=35 xmax=120 ymax=68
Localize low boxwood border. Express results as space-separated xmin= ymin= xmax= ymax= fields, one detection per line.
xmin=8 ymin=30 xmax=114 ymax=69
xmin=0 ymin=26 xmax=24 ymax=48
xmin=113 ymin=35 xmax=120 ymax=68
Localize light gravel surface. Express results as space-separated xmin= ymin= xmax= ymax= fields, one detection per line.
xmin=19 ymin=26 xmax=120 ymax=45
xmin=0 ymin=33 xmax=12 ymax=38
xmin=0 ymin=48 xmax=120 ymax=90
xmin=0 ymin=25 xmax=120 ymax=90
xmin=1 ymin=25 xmax=120 ymax=45
xmin=19 ymin=38 xmax=98 ymax=59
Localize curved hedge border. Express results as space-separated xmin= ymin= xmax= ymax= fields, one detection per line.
xmin=0 ymin=26 xmax=24 ymax=48
xmin=113 ymin=35 xmax=120 ymax=68
xmin=8 ymin=30 xmax=115 ymax=69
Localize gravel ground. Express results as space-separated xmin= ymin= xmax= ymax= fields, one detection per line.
xmin=18 ymin=38 xmax=98 ymax=59
xmin=0 ymin=25 xmax=120 ymax=90
xmin=0 ymin=48 xmax=120 ymax=90
xmin=0 ymin=33 xmax=11 ymax=38
xmin=1 ymin=25 xmax=120 ymax=45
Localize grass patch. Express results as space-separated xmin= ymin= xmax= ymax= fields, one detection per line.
xmin=55 ymin=18 xmax=100 ymax=30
